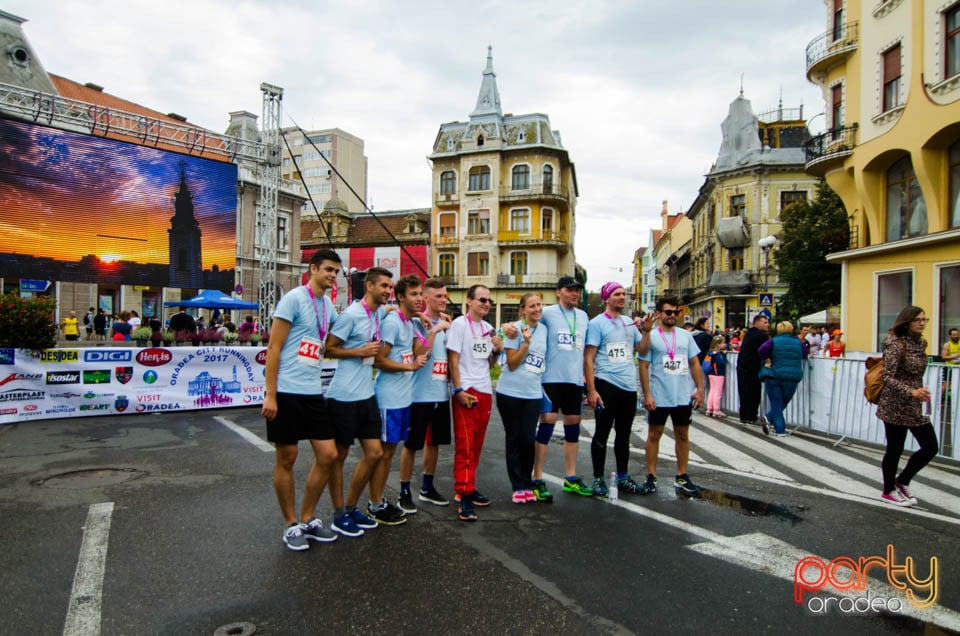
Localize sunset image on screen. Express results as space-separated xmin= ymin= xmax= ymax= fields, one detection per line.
xmin=0 ymin=118 xmax=238 ymax=291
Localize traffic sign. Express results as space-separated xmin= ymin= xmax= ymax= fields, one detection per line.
xmin=19 ymin=279 xmax=50 ymax=293
xmin=758 ymin=292 xmax=774 ymax=308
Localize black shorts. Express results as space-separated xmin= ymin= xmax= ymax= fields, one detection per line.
xmin=542 ymin=383 xmax=583 ymax=416
xmin=647 ymin=404 xmax=693 ymax=428
xmin=266 ymin=393 xmax=334 ymax=445
xmin=327 ymin=396 xmax=382 ymax=447
xmin=406 ymin=400 xmax=452 ymax=450
xmin=95 ymin=328 xmax=106 ymax=336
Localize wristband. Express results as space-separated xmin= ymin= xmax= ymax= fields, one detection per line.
xmin=452 ymin=387 xmax=465 ymax=396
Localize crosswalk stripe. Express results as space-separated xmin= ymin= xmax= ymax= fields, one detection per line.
xmin=687 ymin=415 xmax=878 ymax=499
xmin=579 ymin=418 xmax=705 ymax=463
xmin=686 ymin=423 xmax=794 ymax=481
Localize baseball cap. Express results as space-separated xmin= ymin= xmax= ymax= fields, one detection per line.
xmin=557 ymin=276 xmax=583 ymax=289
xmin=832 ymin=329 xmax=843 ymax=337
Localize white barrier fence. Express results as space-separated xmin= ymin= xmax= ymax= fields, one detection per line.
xmin=720 ymin=353 xmax=959 ymax=461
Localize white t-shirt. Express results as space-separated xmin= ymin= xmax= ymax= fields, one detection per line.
xmin=446 ymin=315 xmax=495 ymax=394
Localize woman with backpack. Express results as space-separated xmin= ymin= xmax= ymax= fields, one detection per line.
xmin=876 ymin=306 xmax=938 ymax=507
xmin=703 ymin=335 xmax=727 ymax=417
xmin=757 ymin=321 xmax=806 ymax=437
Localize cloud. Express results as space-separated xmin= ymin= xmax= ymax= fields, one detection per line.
xmin=5 ymin=0 xmax=827 ymax=290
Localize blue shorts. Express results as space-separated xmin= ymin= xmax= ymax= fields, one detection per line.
xmin=380 ymin=406 xmax=411 ymax=444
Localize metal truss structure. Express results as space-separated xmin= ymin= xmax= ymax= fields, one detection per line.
xmin=256 ymin=83 xmax=283 ymax=333
xmin=0 ymin=80 xmax=285 ymax=330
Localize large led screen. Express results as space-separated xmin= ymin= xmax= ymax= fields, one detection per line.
xmin=0 ymin=118 xmax=238 ymax=291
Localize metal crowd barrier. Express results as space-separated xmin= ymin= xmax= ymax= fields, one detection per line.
xmin=716 ymin=353 xmax=958 ymax=461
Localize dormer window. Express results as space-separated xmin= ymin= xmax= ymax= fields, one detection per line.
xmin=446 ymin=137 xmax=455 ymax=151
xmin=518 ymin=130 xmax=527 ymax=143
xmin=478 ymin=135 xmax=484 ymax=146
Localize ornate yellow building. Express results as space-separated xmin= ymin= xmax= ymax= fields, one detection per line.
xmin=427 ymin=48 xmax=580 ymax=322
xmin=685 ymin=95 xmax=817 ymax=330
xmin=806 ymin=0 xmax=960 ymax=352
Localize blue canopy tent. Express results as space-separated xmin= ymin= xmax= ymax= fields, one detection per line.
xmin=163 ymin=289 xmax=259 ymax=310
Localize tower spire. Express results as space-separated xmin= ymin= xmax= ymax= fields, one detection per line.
xmin=471 ymin=45 xmax=502 ymax=119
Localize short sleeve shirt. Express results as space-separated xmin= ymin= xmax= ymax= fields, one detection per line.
xmin=540 ymin=304 xmax=588 ymax=385
xmin=496 ymin=320 xmax=548 ymax=400
xmin=446 ymin=315 xmax=494 ymax=394
xmin=273 ymin=286 xmax=337 ymax=395
xmin=326 ymin=301 xmax=383 ymax=402
xmin=586 ymin=313 xmax=642 ymax=392
xmin=639 ymin=327 xmax=699 ymax=407
xmin=412 ymin=319 xmax=449 ymax=403
xmin=374 ymin=311 xmax=416 ymax=409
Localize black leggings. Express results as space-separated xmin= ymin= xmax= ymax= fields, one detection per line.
xmin=496 ymin=393 xmax=540 ymax=491
xmin=881 ymin=422 xmax=939 ymax=493
xmin=590 ymin=379 xmax=638 ymax=478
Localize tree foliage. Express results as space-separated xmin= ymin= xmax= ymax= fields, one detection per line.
xmin=0 ymin=294 xmax=58 ymax=351
xmin=774 ymin=180 xmax=849 ymax=321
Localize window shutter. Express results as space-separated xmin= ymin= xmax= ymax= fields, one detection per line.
xmin=883 ymin=45 xmax=901 ymax=84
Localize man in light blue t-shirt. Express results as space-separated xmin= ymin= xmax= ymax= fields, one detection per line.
xmin=369 ymin=275 xmax=428 ymax=525
xmin=638 ymin=296 xmax=705 ymax=497
xmin=398 ymin=278 xmax=452 ymax=513
xmin=325 ymin=267 xmax=393 ymax=537
xmin=262 ymin=249 xmax=341 ymax=551
xmin=532 ymin=276 xmax=593 ymax=500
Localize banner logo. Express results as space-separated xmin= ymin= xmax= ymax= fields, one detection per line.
xmin=115 ymin=367 xmax=133 ymax=384
xmin=83 ymin=370 xmax=111 ymax=384
xmin=136 ymin=348 xmax=173 ymax=367
xmin=46 ymin=371 xmax=81 ymax=385
xmin=142 ymin=370 xmax=159 ymax=384
xmin=39 ymin=350 xmax=79 ymax=363
xmin=0 ymin=349 xmax=14 ymax=365
xmin=84 ymin=350 xmax=133 ymax=363
xmin=0 ymin=373 xmax=42 ymax=386
xmin=114 ymin=395 xmax=129 ymax=412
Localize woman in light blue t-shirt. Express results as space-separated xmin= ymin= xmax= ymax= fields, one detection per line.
xmin=496 ymin=293 xmax=548 ymax=504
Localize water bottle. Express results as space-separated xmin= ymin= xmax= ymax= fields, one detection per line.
xmin=608 ymin=471 xmax=619 ymax=501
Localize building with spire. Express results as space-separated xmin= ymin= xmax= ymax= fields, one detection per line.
xmin=428 ymin=47 xmax=581 ymax=322
xmin=168 ymin=162 xmax=203 ymax=288
xmin=684 ymin=93 xmax=816 ymax=329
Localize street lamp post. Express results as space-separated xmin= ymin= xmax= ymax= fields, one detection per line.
xmin=758 ymin=235 xmax=777 ymax=292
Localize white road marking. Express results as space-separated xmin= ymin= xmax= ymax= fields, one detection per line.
xmin=690 ymin=422 xmax=793 ymax=481
xmin=63 ymin=502 xmax=114 ymax=636
xmin=540 ymin=474 xmax=960 ymax=632
xmin=214 ymin=416 xmax=273 ymax=452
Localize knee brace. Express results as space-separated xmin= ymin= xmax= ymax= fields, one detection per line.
xmin=563 ymin=423 xmax=581 ymax=442
xmin=535 ymin=423 xmax=555 ymax=444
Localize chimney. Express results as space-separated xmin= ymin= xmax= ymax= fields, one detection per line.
xmin=225 ymin=110 xmax=260 ymax=142
xmin=661 ymin=200 xmax=669 ymax=230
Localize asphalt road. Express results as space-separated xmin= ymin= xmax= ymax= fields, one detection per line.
xmin=1 ymin=406 xmax=959 ymax=635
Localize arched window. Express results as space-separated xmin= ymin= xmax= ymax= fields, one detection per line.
xmin=440 ymin=170 xmax=456 ymax=194
xmin=511 ymin=164 xmax=530 ymax=190
xmin=468 ymin=166 xmax=491 ymax=191
xmin=886 ymin=156 xmax=927 ymax=241
xmin=542 ymin=164 xmax=554 ymax=193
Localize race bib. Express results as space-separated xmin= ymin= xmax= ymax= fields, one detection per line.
xmin=432 ymin=360 xmax=448 ymax=381
xmin=523 ymin=350 xmax=545 ymax=374
xmin=605 ymin=341 xmax=629 ymax=365
xmin=661 ymin=354 xmax=687 ymax=376
xmin=400 ymin=350 xmax=413 ymax=366
xmin=472 ymin=336 xmax=491 ymax=359
xmin=297 ymin=336 xmax=323 ymax=367
xmin=557 ymin=330 xmax=574 ymax=351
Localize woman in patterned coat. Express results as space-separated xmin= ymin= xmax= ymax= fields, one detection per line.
xmin=876 ymin=305 xmax=939 ymax=507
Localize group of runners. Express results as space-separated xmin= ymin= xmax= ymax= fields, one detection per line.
xmin=263 ymin=249 xmax=705 ymax=551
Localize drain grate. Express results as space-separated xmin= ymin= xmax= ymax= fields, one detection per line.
xmin=33 ymin=468 xmax=141 ymax=489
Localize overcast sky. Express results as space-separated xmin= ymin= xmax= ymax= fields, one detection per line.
xmin=7 ymin=0 xmax=829 ymax=290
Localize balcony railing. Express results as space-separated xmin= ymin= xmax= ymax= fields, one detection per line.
xmin=499 ymin=181 xmax=570 ymax=204
xmin=803 ymin=124 xmax=858 ymax=174
xmin=708 ymin=271 xmax=753 ymax=294
xmin=805 ymin=21 xmax=859 ymax=79
xmin=497 ymin=230 xmax=569 ymax=244
xmin=495 ymin=273 xmax=563 ymax=287
xmin=434 ymin=234 xmax=459 ymax=246
xmin=434 ymin=191 xmax=459 ymax=206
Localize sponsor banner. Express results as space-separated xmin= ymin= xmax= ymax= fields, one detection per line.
xmin=0 ymin=347 xmax=336 ymax=424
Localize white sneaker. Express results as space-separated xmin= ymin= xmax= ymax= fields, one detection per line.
xmin=880 ymin=490 xmax=913 ymax=507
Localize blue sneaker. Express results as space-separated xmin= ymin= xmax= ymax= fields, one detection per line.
xmin=348 ymin=506 xmax=378 ymax=530
xmin=332 ymin=513 xmax=363 ymax=538
xmin=282 ymin=522 xmax=309 ymax=551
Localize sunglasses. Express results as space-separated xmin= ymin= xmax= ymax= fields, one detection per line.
xmin=475 ymin=298 xmax=492 ymax=304
xmin=660 ymin=309 xmax=679 ymax=316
